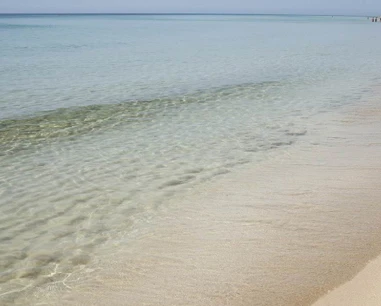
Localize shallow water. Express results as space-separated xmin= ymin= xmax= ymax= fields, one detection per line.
xmin=1 ymin=14 xmax=381 ymax=304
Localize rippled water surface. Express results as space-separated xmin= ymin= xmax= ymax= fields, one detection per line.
xmin=1 ymin=14 xmax=381 ymax=304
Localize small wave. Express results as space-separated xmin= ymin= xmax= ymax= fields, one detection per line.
xmin=270 ymin=140 xmax=294 ymax=148
xmin=159 ymin=175 xmax=196 ymax=189
xmin=285 ymin=130 xmax=307 ymax=136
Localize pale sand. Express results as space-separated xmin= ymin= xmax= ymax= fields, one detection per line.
xmin=313 ymin=254 xmax=381 ymax=306
xmin=29 ymin=100 xmax=381 ymax=305
xmin=312 ymin=105 xmax=381 ymax=306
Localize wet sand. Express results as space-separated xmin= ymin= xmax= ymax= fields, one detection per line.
xmin=27 ymin=99 xmax=381 ymax=306
xmin=311 ymin=105 xmax=381 ymax=306
xmin=313 ymin=253 xmax=381 ymax=306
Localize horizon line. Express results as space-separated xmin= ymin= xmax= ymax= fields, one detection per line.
xmin=0 ymin=12 xmax=372 ymax=17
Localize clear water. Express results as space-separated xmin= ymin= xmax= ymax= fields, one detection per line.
xmin=0 ymin=14 xmax=380 ymax=304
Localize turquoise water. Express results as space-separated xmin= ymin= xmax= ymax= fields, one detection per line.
xmin=0 ymin=14 xmax=380 ymax=304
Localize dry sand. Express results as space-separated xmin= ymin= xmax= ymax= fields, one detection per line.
xmin=27 ymin=100 xmax=381 ymax=306
xmin=311 ymin=105 xmax=381 ymax=306
xmin=313 ymin=254 xmax=381 ymax=306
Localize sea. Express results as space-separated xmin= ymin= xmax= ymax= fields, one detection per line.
xmin=1 ymin=14 xmax=381 ymax=305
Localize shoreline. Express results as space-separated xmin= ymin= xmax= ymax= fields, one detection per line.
xmin=22 ymin=99 xmax=381 ymax=305
xmin=313 ymin=254 xmax=381 ymax=305
xmin=311 ymin=102 xmax=381 ymax=305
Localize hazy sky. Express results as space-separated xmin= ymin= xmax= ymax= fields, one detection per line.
xmin=1 ymin=0 xmax=380 ymax=15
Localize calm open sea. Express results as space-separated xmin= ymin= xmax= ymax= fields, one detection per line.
xmin=0 ymin=14 xmax=381 ymax=304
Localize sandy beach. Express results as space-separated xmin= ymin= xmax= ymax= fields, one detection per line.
xmin=311 ymin=104 xmax=381 ymax=306
xmin=313 ymin=254 xmax=381 ymax=306
xmin=2 ymin=13 xmax=381 ymax=306
xmin=21 ymin=97 xmax=381 ymax=306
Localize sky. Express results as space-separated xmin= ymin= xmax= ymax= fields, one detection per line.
xmin=0 ymin=0 xmax=380 ymax=15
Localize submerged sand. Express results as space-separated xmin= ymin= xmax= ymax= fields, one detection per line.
xmin=25 ymin=99 xmax=381 ymax=306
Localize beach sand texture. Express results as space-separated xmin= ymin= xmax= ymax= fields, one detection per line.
xmin=24 ymin=99 xmax=381 ymax=306
xmin=313 ymin=254 xmax=381 ymax=306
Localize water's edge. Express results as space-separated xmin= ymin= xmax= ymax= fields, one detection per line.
xmin=16 ymin=93 xmax=381 ymax=306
